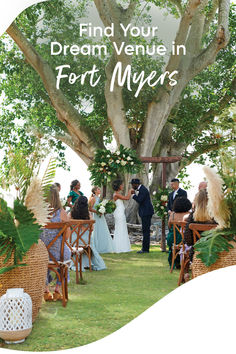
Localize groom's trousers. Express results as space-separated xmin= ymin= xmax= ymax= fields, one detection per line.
xmin=141 ymin=215 xmax=152 ymax=252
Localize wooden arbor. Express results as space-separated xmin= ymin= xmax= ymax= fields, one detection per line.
xmin=140 ymin=156 xmax=182 ymax=251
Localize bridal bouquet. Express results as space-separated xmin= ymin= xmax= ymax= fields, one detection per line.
xmin=95 ymin=199 xmax=116 ymax=217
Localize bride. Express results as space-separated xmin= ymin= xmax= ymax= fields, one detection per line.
xmin=112 ymin=179 xmax=132 ymax=253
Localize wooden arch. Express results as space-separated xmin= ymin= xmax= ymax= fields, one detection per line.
xmin=140 ymin=156 xmax=182 ymax=251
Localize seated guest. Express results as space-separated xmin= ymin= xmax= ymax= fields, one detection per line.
xmin=167 ymin=178 xmax=187 ymax=213
xmin=67 ymin=179 xmax=84 ymax=208
xmin=71 ymin=196 xmax=106 ymax=271
xmin=198 ymin=181 xmax=207 ymax=191
xmin=167 ymin=197 xmax=192 ymax=268
xmin=55 ymin=182 xmax=61 ymax=192
xmin=183 ymin=189 xmax=216 ymax=274
xmin=40 ymin=184 xmax=71 ymax=301
xmin=192 ymin=181 xmax=208 ymax=209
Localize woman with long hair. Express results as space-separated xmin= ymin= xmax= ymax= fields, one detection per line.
xmin=184 ymin=189 xmax=214 ymax=247
xmin=183 ymin=189 xmax=216 ymax=280
xmin=67 ymin=179 xmax=84 ymax=208
xmin=40 ymin=184 xmax=71 ymax=301
xmin=71 ymin=196 xmax=106 ymax=271
xmin=88 ymin=186 xmax=113 ymax=253
xmin=112 ymin=179 xmax=132 ymax=253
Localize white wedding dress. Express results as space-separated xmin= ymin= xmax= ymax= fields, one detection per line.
xmin=113 ymin=199 xmax=131 ymax=253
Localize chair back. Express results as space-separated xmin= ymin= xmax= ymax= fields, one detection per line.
xmin=189 ymin=223 xmax=217 ymax=244
xmin=44 ymin=222 xmax=70 ymax=264
xmin=68 ymin=219 xmax=95 ymax=248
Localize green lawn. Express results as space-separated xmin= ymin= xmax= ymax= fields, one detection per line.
xmin=0 ymin=244 xmax=179 ymax=351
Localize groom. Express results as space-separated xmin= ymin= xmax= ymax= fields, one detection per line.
xmin=131 ymin=179 xmax=154 ymax=254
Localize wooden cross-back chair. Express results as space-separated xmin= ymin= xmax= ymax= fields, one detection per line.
xmin=189 ymin=223 xmax=217 ymax=244
xmin=44 ymin=222 xmax=70 ymax=307
xmin=170 ymin=220 xmax=187 ymax=274
xmin=68 ymin=220 xmax=95 ymax=284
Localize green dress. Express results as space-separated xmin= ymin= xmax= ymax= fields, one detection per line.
xmin=67 ymin=190 xmax=84 ymax=205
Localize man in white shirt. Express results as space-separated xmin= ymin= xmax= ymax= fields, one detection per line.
xmin=167 ymin=178 xmax=187 ymax=213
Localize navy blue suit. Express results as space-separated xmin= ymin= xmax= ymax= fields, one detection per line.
xmin=167 ymin=188 xmax=187 ymax=212
xmin=133 ymin=185 xmax=154 ymax=252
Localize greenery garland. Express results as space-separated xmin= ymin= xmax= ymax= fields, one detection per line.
xmin=88 ymin=144 xmax=143 ymax=186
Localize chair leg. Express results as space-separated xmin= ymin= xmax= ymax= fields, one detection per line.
xmin=61 ymin=267 xmax=66 ymax=307
xmin=75 ymin=254 xmax=79 ymax=284
xmin=88 ymin=248 xmax=92 ymax=272
xmin=170 ymin=246 xmax=175 ymax=273
xmin=178 ymin=254 xmax=185 ymax=286
xmin=79 ymin=254 xmax=83 ymax=281
xmin=65 ymin=268 xmax=68 ymax=301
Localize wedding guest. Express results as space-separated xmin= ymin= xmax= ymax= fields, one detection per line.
xmin=40 ymin=185 xmax=71 ymax=301
xmin=198 ymin=181 xmax=207 ymax=190
xmin=71 ymin=196 xmax=106 ymax=271
xmin=67 ymin=179 xmax=84 ymax=208
xmin=192 ymin=181 xmax=208 ymax=209
xmin=88 ymin=186 xmax=113 ymax=253
xmin=167 ymin=197 xmax=192 ymax=268
xmin=183 ymin=189 xmax=216 ymax=277
xmin=55 ymin=182 xmax=61 ymax=192
xmin=167 ymin=178 xmax=187 ymax=213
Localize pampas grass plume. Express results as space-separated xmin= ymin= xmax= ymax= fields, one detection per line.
xmin=25 ymin=177 xmax=50 ymax=226
xmin=203 ymin=166 xmax=230 ymax=229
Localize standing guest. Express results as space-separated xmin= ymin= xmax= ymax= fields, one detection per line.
xmin=89 ymin=186 xmax=114 ymax=253
xmin=40 ymin=185 xmax=71 ymax=301
xmin=67 ymin=179 xmax=84 ymax=208
xmin=167 ymin=178 xmax=187 ymax=213
xmin=71 ymin=196 xmax=106 ymax=271
xmin=131 ymin=178 xmax=154 ymax=254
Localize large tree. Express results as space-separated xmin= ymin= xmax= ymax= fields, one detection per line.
xmin=0 ymin=0 xmax=235 ymax=202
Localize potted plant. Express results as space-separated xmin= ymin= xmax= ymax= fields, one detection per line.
xmin=192 ymin=155 xmax=236 ymax=277
xmin=0 ymin=152 xmax=56 ymax=321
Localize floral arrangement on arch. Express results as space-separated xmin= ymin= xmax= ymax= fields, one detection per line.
xmin=152 ymin=187 xmax=171 ymax=220
xmin=88 ymin=144 xmax=143 ymax=186
xmin=95 ymin=199 xmax=116 ymax=217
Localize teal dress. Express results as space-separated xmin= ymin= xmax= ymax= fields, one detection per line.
xmin=92 ymin=197 xmax=114 ymax=253
xmin=67 ymin=190 xmax=84 ymax=205
xmin=71 ymin=227 xmax=106 ymax=272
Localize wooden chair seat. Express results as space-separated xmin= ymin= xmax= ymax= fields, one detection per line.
xmin=189 ymin=223 xmax=217 ymax=244
xmin=68 ymin=220 xmax=95 ymax=284
xmin=44 ymin=222 xmax=71 ymax=307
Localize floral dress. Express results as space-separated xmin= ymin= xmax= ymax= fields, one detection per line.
xmin=40 ymin=209 xmax=71 ymax=284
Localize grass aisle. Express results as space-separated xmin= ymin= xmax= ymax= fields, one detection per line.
xmin=1 ymin=245 xmax=179 ymax=351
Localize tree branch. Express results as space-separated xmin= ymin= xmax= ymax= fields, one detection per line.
xmin=191 ymin=0 xmax=230 ymax=77
xmin=165 ymin=0 xmax=202 ymax=73
xmin=185 ymin=0 xmax=209 ymax=56
xmin=194 ymin=77 xmax=236 ymax=134
xmin=203 ymin=0 xmax=219 ymax=34
xmin=6 ymin=22 xmax=93 ymax=160
xmin=169 ymin=0 xmax=184 ymax=16
xmin=94 ymin=0 xmax=137 ymax=148
xmin=180 ymin=138 xmax=235 ymax=169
